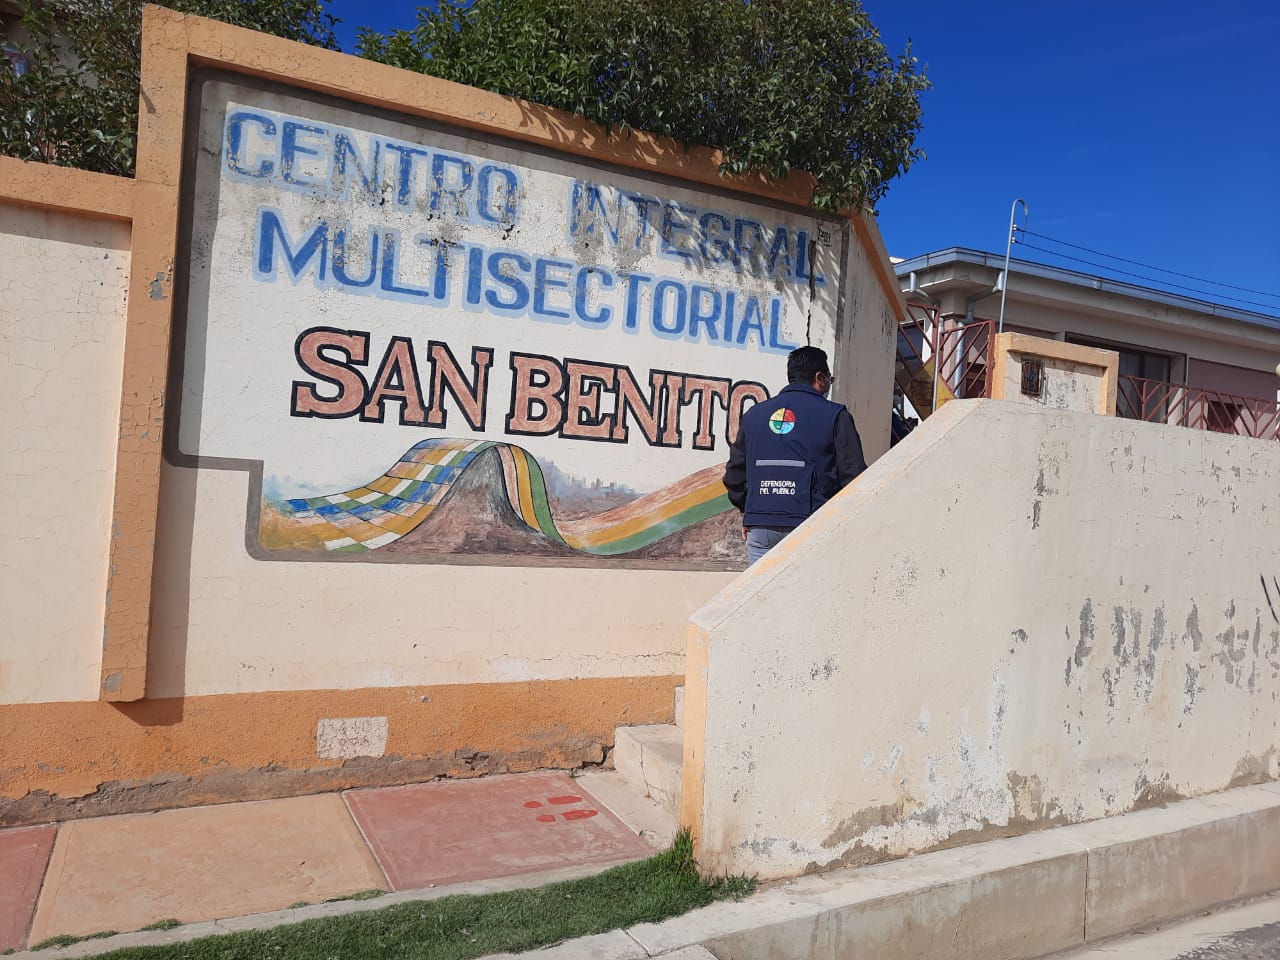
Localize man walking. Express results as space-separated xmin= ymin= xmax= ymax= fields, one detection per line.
xmin=723 ymin=346 xmax=867 ymax=564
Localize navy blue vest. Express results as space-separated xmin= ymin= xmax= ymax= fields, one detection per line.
xmin=740 ymin=383 xmax=844 ymax=528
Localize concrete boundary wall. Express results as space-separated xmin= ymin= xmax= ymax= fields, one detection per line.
xmin=0 ymin=8 xmax=907 ymax=819
xmin=682 ymin=399 xmax=1280 ymax=878
xmin=98 ymin=5 xmax=906 ymax=705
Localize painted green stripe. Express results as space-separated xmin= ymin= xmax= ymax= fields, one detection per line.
xmin=522 ymin=455 xmax=566 ymax=543
xmin=584 ymin=493 xmax=733 ymax=556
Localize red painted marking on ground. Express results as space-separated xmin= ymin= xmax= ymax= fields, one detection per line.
xmin=562 ymin=809 xmax=598 ymax=821
xmin=345 ymin=771 xmax=651 ymax=889
xmin=547 ymin=796 xmax=582 ymax=805
xmin=536 ymin=814 xmax=556 ymax=823
xmin=523 ymin=801 xmax=543 ymax=808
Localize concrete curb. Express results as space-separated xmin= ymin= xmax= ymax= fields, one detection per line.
xmin=640 ymin=782 xmax=1280 ymax=960
xmin=12 ymin=783 xmax=1280 ymax=960
xmin=526 ymin=782 xmax=1280 ymax=960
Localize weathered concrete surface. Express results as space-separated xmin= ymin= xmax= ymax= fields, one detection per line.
xmin=27 ymin=795 xmax=384 ymax=942
xmin=989 ymin=333 xmax=1118 ymax=415
xmin=1082 ymin=785 xmax=1280 ymax=941
xmin=629 ymin=831 xmax=1088 ymax=960
xmin=614 ymin=725 xmax=684 ymax=817
xmin=685 ymin=399 xmax=1280 ymax=878
xmin=0 ymin=677 xmax=676 ymax=826
xmin=574 ymin=769 xmax=678 ymax=849
xmin=639 ymin=786 xmax=1280 ymax=960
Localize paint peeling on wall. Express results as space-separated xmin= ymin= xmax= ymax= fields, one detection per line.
xmin=176 ymin=81 xmax=850 ymax=568
xmin=688 ymin=402 xmax=1280 ymax=879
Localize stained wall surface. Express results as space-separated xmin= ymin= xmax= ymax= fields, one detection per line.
xmin=684 ymin=400 xmax=1280 ymax=878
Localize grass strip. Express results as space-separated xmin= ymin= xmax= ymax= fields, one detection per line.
xmin=87 ymin=831 xmax=752 ymax=960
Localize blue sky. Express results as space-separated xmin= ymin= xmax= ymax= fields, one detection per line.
xmin=325 ymin=1 xmax=1280 ymax=316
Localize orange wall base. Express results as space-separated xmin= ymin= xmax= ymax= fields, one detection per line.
xmin=0 ymin=675 xmax=679 ymax=826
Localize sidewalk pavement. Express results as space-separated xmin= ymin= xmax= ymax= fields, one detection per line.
xmin=0 ymin=769 xmax=662 ymax=952
xmin=7 ymin=777 xmax=1279 ymax=960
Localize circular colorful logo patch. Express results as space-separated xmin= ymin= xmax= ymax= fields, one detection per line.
xmin=769 ymin=408 xmax=797 ymax=435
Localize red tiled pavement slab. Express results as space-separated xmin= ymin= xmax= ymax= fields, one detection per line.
xmin=0 ymin=825 xmax=56 ymax=951
xmin=344 ymin=771 xmax=652 ymax=890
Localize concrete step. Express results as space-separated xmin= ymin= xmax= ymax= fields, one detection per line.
xmin=573 ymin=769 xmax=677 ymax=851
xmin=612 ymin=724 xmax=683 ymax=818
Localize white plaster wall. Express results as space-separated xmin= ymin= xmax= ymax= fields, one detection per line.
xmin=688 ymin=400 xmax=1280 ymax=878
xmin=0 ymin=206 xmax=130 ymax=704
xmin=148 ymin=461 xmax=735 ymax=696
xmin=834 ymin=223 xmax=897 ymax=464
xmin=145 ymin=211 xmax=897 ymax=698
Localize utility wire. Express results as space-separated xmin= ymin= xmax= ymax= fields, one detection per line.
xmin=1014 ymin=240 xmax=1280 ymax=313
xmin=1019 ymin=228 xmax=1280 ymax=302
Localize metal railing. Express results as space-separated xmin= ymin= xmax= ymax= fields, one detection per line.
xmin=1117 ymin=375 xmax=1280 ymax=440
xmin=895 ymin=318 xmax=1279 ymax=442
xmin=937 ymin=320 xmax=993 ymax=402
xmin=895 ymin=306 xmax=993 ymax=418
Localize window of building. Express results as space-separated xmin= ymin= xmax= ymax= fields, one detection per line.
xmin=1068 ymin=334 xmax=1183 ymax=423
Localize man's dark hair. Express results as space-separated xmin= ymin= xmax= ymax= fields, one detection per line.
xmin=787 ymin=346 xmax=831 ymax=384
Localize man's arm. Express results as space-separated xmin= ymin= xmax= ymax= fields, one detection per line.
xmin=723 ymin=428 xmax=748 ymax=512
xmin=834 ymin=409 xmax=867 ymax=488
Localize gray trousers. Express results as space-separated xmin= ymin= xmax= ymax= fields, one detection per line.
xmin=745 ymin=526 xmax=791 ymax=565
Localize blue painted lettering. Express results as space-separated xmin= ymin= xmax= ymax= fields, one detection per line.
xmin=574 ymin=267 xmax=615 ymax=325
xmin=478 ymin=165 xmax=520 ymax=226
xmin=533 ymin=258 xmax=573 ymax=320
xmin=225 ymin=111 xmax=276 ymax=178
xmin=688 ymin=285 xmax=722 ymax=343
xmin=651 ymin=279 xmax=687 ymax=336
xmin=280 ymin=121 xmax=327 ymax=189
xmin=486 ymin=252 xmax=531 ymax=311
xmin=255 ymin=209 xmax=327 ymax=283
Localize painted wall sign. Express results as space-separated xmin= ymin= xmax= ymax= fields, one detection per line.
xmin=176 ymin=80 xmax=847 ymax=566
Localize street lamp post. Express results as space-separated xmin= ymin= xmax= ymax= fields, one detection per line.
xmin=997 ymin=198 xmax=1029 ymax=335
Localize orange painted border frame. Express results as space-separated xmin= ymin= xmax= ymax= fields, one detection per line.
xmin=0 ymin=156 xmax=135 ymax=221
xmin=43 ymin=5 xmax=908 ymax=701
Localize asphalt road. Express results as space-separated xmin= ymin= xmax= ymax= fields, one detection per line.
xmin=1174 ymin=920 xmax=1280 ymax=959
xmin=1051 ymin=896 xmax=1280 ymax=959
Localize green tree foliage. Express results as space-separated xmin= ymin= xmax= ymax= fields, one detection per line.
xmin=357 ymin=0 xmax=929 ymax=211
xmin=0 ymin=0 xmax=337 ymax=176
